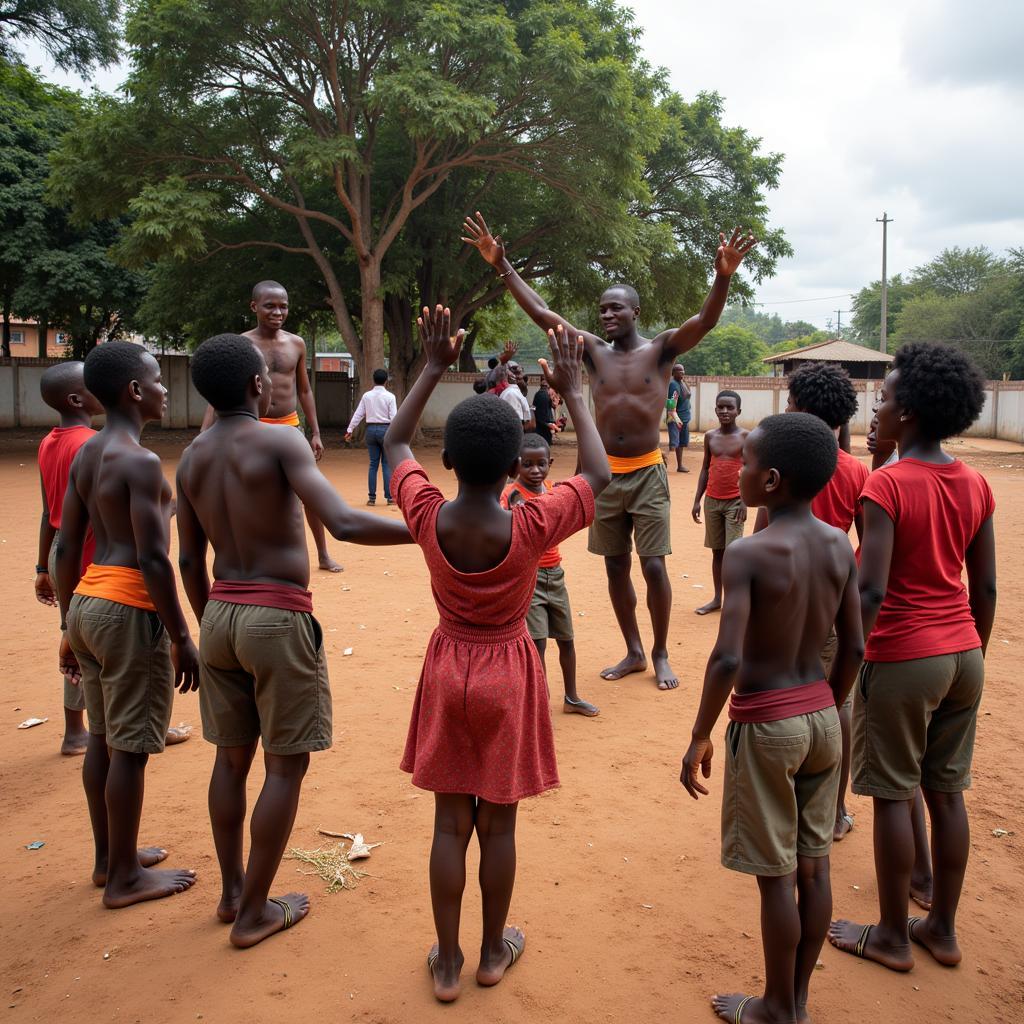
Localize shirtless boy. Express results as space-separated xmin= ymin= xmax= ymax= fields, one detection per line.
xmin=56 ymin=342 xmax=198 ymax=908
xmin=464 ymin=211 xmax=756 ymax=690
xmin=35 ymin=361 xmax=103 ymax=755
xmin=177 ymin=333 xmax=412 ymax=948
xmin=682 ymin=412 xmax=864 ymax=1024
xmin=202 ymin=280 xmax=341 ymax=572
xmin=692 ymin=391 xmax=748 ymax=615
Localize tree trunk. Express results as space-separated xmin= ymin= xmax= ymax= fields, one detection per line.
xmin=458 ymin=325 xmax=479 ymax=372
xmin=357 ymin=259 xmax=387 ymax=391
xmin=36 ymin=313 xmax=49 ymax=358
xmin=1 ymin=295 xmax=11 ymax=358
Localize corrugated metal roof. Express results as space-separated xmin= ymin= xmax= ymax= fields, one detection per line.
xmin=763 ymin=339 xmax=893 ymax=364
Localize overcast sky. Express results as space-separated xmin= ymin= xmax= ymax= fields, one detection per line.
xmin=22 ymin=0 xmax=1024 ymax=332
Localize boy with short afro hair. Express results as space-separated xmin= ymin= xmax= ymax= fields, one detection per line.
xmin=682 ymin=411 xmax=864 ymax=1024
xmin=502 ymin=432 xmax=599 ymax=716
xmin=692 ymin=390 xmax=748 ymax=615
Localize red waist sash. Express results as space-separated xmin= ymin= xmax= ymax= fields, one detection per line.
xmin=210 ymin=580 xmax=313 ymax=613
xmin=729 ymin=679 xmax=834 ymax=724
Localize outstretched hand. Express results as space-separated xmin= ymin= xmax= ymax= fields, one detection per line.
xmin=680 ymin=737 xmax=714 ymax=799
xmin=715 ymin=228 xmax=758 ymax=277
xmin=499 ymin=338 xmax=518 ymax=364
xmin=538 ymin=325 xmax=584 ymax=398
xmin=418 ymin=305 xmax=465 ymax=370
xmin=461 ymin=211 xmax=506 ymax=268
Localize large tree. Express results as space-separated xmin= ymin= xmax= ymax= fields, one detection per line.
xmin=51 ymin=0 xmax=789 ymax=392
xmin=0 ymin=0 xmax=120 ymax=76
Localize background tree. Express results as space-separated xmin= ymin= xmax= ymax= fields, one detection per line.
xmin=680 ymin=323 xmax=768 ymax=377
xmin=0 ymin=0 xmax=120 ymax=76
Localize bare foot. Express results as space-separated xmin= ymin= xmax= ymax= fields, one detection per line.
xmin=676 ymin=466 xmax=690 ymax=473
xmin=828 ymin=920 xmax=913 ymax=972
xmin=910 ymin=876 xmax=933 ymax=911
xmin=230 ymin=893 xmax=309 ymax=948
xmin=318 ymin=556 xmax=344 ymax=573
xmin=711 ymin=993 xmax=784 ymax=1023
xmin=652 ymin=651 xmax=678 ymax=691
xmin=427 ymin=944 xmax=464 ymax=1002
xmin=61 ymin=731 xmax=89 ymax=756
xmin=164 ymin=725 xmax=191 ymax=745
xmin=217 ymin=879 xmax=244 ymax=923
xmin=563 ymin=696 xmax=600 ymax=717
xmin=93 ymin=847 xmax=168 ymax=887
xmin=796 ymin=1002 xmax=812 ymax=1024
xmin=695 ymin=598 xmax=722 ymax=616
xmin=476 ymin=926 xmax=525 ymax=987
xmin=600 ymin=653 xmax=647 ymax=681
xmin=833 ymin=812 xmax=854 ymax=842
xmin=102 ymin=865 xmax=197 ymax=909
xmin=908 ymin=916 xmax=961 ymax=966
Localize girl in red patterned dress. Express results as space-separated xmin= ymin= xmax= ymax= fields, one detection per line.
xmin=384 ymin=308 xmax=610 ymax=1003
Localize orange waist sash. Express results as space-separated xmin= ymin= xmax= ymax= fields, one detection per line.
xmin=260 ymin=411 xmax=301 ymax=427
xmin=607 ymin=449 xmax=663 ymax=475
xmin=75 ymin=564 xmax=157 ymax=612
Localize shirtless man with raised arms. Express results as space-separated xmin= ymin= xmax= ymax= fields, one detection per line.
xmin=202 ymin=281 xmax=342 ymax=572
xmin=463 ymin=212 xmax=756 ymax=690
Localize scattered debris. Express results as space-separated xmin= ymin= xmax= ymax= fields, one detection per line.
xmin=992 ymin=828 xmax=1014 ymax=838
xmin=25 ymin=841 xmax=44 ymax=850
xmin=852 ymin=884 xmax=860 ymax=891
xmin=692 ymin=584 xmax=704 ymax=589
xmin=17 ymin=717 xmax=48 ymax=729
xmin=285 ymin=840 xmax=371 ymax=893
xmin=641 ymin=904 xmax=653 ymax=910
xmin=814 ymin=960 xmax=825 ymax=970
xmin=342 ymin=648 xmax=353 ymax=656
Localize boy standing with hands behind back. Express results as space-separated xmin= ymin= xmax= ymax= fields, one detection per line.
xmin=682 ymin=413 xmax=864 ymax=1024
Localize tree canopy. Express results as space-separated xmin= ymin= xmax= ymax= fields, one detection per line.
xmin=0 ymin=0 xmax=120 ymax=76
xmin=51 ymin=0 xmax=790 ymax=391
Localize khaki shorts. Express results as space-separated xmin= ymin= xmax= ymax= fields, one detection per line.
xmin=704 ymin=496 xmax=745 ymax=550
xmin=199 ymin=600 xmax=332 ymax=755
xmin=50 ymin=534 xmax=85 ymax=712
xmin=852 ymin=649 xmax=984 ymax=801
xmin=588 ymin=462 xmax=671 ymax=558
xmin=66 ymin=594 xmax=174 ymax=754
xmin=722 ymin=706 xmax=841 ymax=876
xmin=527 ymin=566 xmax=574 ymax=641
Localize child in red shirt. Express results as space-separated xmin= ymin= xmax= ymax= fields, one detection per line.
xmin=830 ymin=342 xmax=996 ymax=973
xmin=384 ymin=312 xmax=609 ymax=1003
xmin=35 ymin=362 xmax=103 ymax=755
xmin=501 ymin=433 xmax=598 ymax=717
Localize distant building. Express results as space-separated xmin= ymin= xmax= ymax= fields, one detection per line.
xmin=4 ymin=319 xmax=68 ymax=358
xmin=315 ymin=352 xmax=355 ymax=374
xmin=763 ymin=338 xmax=893 ymax=380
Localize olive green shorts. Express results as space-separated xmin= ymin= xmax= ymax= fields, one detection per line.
xmin=722 ymin=706 xmax=841 ymax=876
xmin=66 ymin=594 xmax=174 ymax=754
xmin=587 ymin=462 xmax=671 ymax=558
xmin=49 ymin=534 xmax=85 ymax=712
xmin=526 ymin=566 xmax=574 ymax=641
xmin=852 ymin=649 xmax=984 ymax=801
xmin=199 ymin=600 xmax=332 ymax=755
xmin=703 ymin=496 xmax=745 ymax=550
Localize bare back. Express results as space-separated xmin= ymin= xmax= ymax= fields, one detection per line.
xmin=730 ymin=514 xmax=856 ymax=693
xmin=177 ymin=419 xmax=311 ymax=587
xmin=243 ymin=328 xmax=306 ymax=419
xmin=71 ymin=430 xmax=172 ymax=567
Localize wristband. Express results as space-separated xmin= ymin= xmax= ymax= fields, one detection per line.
xmin=498 ymin=267 xmax=513 ymax=279
xmin=35 ymin=564 xmax=47 ymax=574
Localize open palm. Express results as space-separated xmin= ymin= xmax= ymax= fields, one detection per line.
xmin=715 ymin=228 xmax=758 ymax=276
xmin=461 ymin=211 xmax=506 ymax=268
xmin=418 ymin=305 xmax=465 ymax=369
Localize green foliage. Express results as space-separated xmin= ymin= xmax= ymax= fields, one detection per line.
xmin=50 ymin=0 xmax=789 ymax=392
xmin=681 ymin=324 xmax=769 ymax=377
xmin=0 ymin=0 xmax=120 ymax=75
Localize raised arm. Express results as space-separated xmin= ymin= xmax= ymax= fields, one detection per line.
xmin=384 ymin=304 xmax=464 ymax=468
xmin=462 ymin=211 xmax=600 ymax=349
xmin=175 ymin=462 xmax=211 ymax=621
xmin=128 ymin=455 xmax=198 ymax=692
xmin=658 ymin=229 xmax=758 ymax=359
xmin=539 ymin=326 xmax=610 ymax=498
xmin=965 ymin=516 xmax=996 ymax=655
xmin=681 ymin=544 xmax=752 ymax=798
xmin=279 ymin=429 xmax=411 ymax=545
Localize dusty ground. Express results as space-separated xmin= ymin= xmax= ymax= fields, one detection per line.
xmin=1 ymin=429 xmax=1022 ymax=1024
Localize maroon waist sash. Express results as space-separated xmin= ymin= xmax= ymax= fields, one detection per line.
xmin=210 ymin=580 xmax=313 ymax=614
xmin=728 ymin=679 xmax=835 ymax=724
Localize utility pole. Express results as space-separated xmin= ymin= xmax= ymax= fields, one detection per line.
xmin=876 ymin=212 xmax=893 ymax=353
xmin=834 ymin=309 xmax=849 ymax=338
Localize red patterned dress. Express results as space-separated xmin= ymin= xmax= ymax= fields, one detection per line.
xmin=392 ymin=459 xmax=595 ymax=804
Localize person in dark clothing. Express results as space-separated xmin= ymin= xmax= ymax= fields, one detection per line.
xmin=532 ymin=380 xmax=555 ymax=445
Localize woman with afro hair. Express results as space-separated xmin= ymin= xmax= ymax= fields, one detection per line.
xmin=829 ymin=342 xmax=997 ymax=972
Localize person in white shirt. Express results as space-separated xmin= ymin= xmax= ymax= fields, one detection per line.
xmin=500 ymin=361 xmax=536 ymax=431
xmin=345 ymin=369 xmax=399 ymax=505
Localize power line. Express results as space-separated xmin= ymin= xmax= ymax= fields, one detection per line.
xmin=752 ymin=293 xmax=854 ymax=306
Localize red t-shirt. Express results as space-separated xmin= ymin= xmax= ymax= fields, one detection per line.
xmin=501 ymin=481 xmax=561 ymax=567
xmin=38 ymin=426 xmax=96 ymax=568
xmin=813 ymin=448 xmax=869 ymax=534
xmin=860 ymin=458 xmax=994 ymax=662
